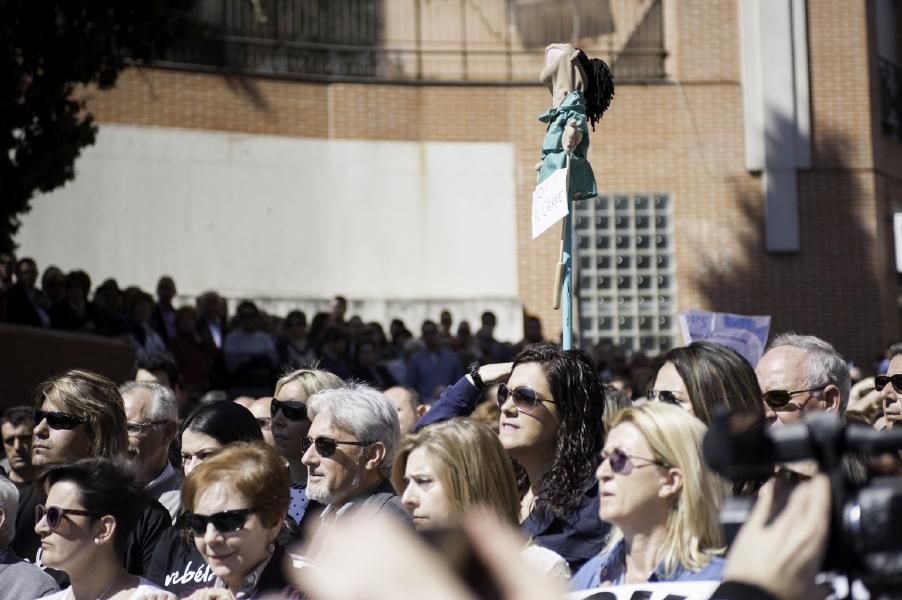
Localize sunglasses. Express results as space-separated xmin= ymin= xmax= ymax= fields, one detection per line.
xmin=599 ymin=448 xmax=670 ymax=475
xmin=183 ymin=508 xmax=254 ymax=536
xmin=646 ymin=390 xmax=681 ymax=405
xmin=496 ymin=384 xmax=557 ymax=412
xmin=302 ymin=436 xmax=371 ymax=458
xmin=35 ymin=504 xmax=100 ymax=531
xmin=875 ymin=375 xmax=902 ymax=394
xmin=762 ymin=384 xmax=829 ymax=408
xmin=271 ymin=398 xmax=307 ymax=422
xmin=35 ymin=409 xmax=87 ymax=430
xmin=127 ymin=420 xmax=168 ymax=435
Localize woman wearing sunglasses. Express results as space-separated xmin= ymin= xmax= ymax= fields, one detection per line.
xmin=570 ymin=402 xmax=725 ymax=590
xmin=35 ymin=458 xmax=173 ymax=599
xmin=391 ymin=418 xmax=571 ymax=581
xmin=146 ymin=401 xmax=264 ymax=597
xmin=649 ymin=341 xmax=765 ymax=426
xmin=413 ymin=343 xmax=607 ymax=572
xmin=181 ymin=441 xmax=294 ymax=599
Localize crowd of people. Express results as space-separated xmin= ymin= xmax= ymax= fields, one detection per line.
xmin=1 ymin=254 xmax=901 ymax=599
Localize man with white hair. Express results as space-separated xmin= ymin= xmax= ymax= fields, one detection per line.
xmin=120 ymin=381 xmax=181 ymax=521
xmin=755 ymin=332 xmax=851 ymax=426
xmin=0 ymin=478 xmax=59 ymax=597
xmin=301 ymin=384 xmax=409 ymax=529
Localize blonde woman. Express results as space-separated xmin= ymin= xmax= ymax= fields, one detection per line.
xmin=571 ymin=403 xmax=726 ymax=589
xmin=392 ymin=418 xmax=571 ymax=581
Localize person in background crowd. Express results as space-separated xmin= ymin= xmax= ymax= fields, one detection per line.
xmin=649 ymin=341 xmax=765 ymax=425
xmin=454 ymin=320 xmax=479 ymax=367
xmin=5 ymin=257 xmax=50 ymax=327
xmin=181 ymin=442 xmax=297 ymax=598
xmin=328 ymin=295 xmax=347 ymax=326
xmin=168 ymin=306 xmax=216 ymax=399
xmin=0 ymin=252 xmax=15 ymax=290
xmin=393 ymin=418 xmax=571 ymax=581
xmin=135 ymin=353 xmax=195 ymax=420
xmin=49 ymin=270 xmax=100 ymax=333
xmin=755 ymin=333 xmax=850 ymax=426
xmin=513 ymin=315 xmax=545 ymax=355
xmin=151 ymin=276 xmax=178 ymax=343
xmin=301 ymin=384 xmax=409 ymax=557
xmin=196 ymin=291 xmax=227 ymax=351
xmin=146 ymin=401 xmax=264 ymax=598
xmin=318 ymin=325 xmax=353 ymax=380
xmin=250 ymin=397 xmax=274 ymax=447
xmin=15 ymin=370 xmax=172 ymax=586
xmin=352 ymin=339 xmax=397 ymax=390
xmin=276 ymin=309 xmax=315 ymax=369
xmin=1 ymin=406 xmax=37 ymax=489
xmin=0 ymin=478 xmax=59 ymax=598
xmin=601 ymin=384 xmax=632 ymax=435
xmin=438 ymin=310 xmax=454 ymax=348
xmin=405 ymin=320 xmax=464 ymax=402
xmin=223 ymin=301 xmax=279 ymax=397
xmin=571 ymin=403 xmax=725 ymax=589
xmin=93 ymin=278 xmax=129 ymax=336
xmin=40 ymin=266 xmax=65 ymax=308
xmin=384 ymin=385 xmax=427 ymax=434
xmin=877 ymin=342 xmax=902 ymax=430
xmin=34 ymin=459 xmax=171 ymax=600
xmin=128 ymin=291 xmax=168 ymax=363
xmin=120 ymin=381 xmax=181 ymax=522
xmin=415 ymin=343 xmax=608 ymax=572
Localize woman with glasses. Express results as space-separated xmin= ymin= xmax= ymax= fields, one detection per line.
xmin=392 ymin=418 xmax=571 ymax=581
xmin=35 ymin=458 xmax=172 ymax=599
xmin=180 ymin=441 xmax=295 ymax=599
xmin=413 ymin=343 xmax=608 ymax=572
xmin=571 ymin=402 xmax=726 ymax=590
xmin=147 ymin=401 xmax=264 ymax=597
xmin=271 ymin=368 xmax=345 ymax=527
xmin=649 ymin=341 xmax=764 ymax=425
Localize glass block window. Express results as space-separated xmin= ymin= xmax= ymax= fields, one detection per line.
xmin=574 ymin=193 xmax=677 ymax=355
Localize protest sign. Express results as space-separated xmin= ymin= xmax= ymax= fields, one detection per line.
xmin=532 ymin=167 xmax=569 ymax=239
xmin=566 ymin=580 xmax=719 ymax=600
xmin=678 ymin=309 xmax=771 ymax=366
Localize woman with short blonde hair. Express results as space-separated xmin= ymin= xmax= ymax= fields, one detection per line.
xmin=571 ymin=402 xmax=725 ymax=589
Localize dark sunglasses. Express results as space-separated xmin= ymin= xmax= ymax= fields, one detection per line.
xmin=875 ymin=375 xmax=902 ymax=394
xmin=762 ymin=384 xmax=829 ymax=408
xmin=183 ymin=508 xmax=254 ymax=536
xmin=600 ymin=448 xmax=670 ymax=475
xmin=496 ymin=384 xmax=557 ymax=412
xmin=646 ymin=390 xmax=681 ymax=405
xmin=35 ymin=504 xmax=100 ymax=530
xmin=35 ymin=409 xmax=87 ymax=430
xmin=271 ymin=398 xmax=307 ymax=421
xmin=302 ymin=436 xmax=371 ymax=458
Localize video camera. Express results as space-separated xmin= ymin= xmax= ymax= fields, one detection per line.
xmin=702 ymin=411 xmax=902 ymax=595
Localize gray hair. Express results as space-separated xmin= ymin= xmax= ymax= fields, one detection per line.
xmin=307 ymin=383 xmax=400 ymax=478
xmin=119 ymin=381 xmax=178 ymax=423
xmin=768 ymin=333 xmax=851 ymax=414
xmin=0 ymin=478 xmax=18 ymax=544
xmin=888 ymin=343 xmax=902 ymax=362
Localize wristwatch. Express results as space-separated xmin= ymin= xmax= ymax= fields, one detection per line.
xmin=468 ymin=362 xmax=486 ymax=391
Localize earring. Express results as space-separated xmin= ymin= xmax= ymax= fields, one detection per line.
xmin=94 ymin=537 xmax=101 ymax=545
xmin=268 ymin=542 xmax=275 ymax=554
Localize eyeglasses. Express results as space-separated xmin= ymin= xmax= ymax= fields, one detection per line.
xmin=496 ymin=384 xmax=557 ymax=412
xmin=599 ymin=448 xmax=670 ymax=475
xmin=35 ymin=504 xmax=100 ymax=531
xmin=875 ymin=375 xmax=902 ymax=394
xmin=646 ymin=390 xmax=682 ymax=406
xmin=302 ymin=436 xmax=371 ymax=458
xmin=126 ymin=420 xmax=168 ymax=434
xmin=183 ymin=508 xmax=254 ymax=536
xmin=271 ymin=398 xmax=307 ymax=422
xmin=34 ymin=409 xmax=87 ymax=430
xmin=762 ymin=384 xmax=829 ymax=409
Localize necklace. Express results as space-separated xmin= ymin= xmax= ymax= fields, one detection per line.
xmin=66 ymin=574 xmax=119 ymax=600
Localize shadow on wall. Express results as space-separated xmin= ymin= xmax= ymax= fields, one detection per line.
xmin=692 ymin=115 xmax=893 ymax=368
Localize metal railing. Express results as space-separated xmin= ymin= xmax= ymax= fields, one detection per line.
xmin=156 ymin=0 xmax=667 ymax=83
xmin=880 ymin=56 xmax=902 ymax=142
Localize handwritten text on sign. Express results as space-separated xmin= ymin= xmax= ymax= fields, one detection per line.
xmin=532 ymin=168 xmax=569 ymax=239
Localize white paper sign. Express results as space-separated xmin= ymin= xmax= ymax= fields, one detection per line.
xmin=678 ymin=308 xmax=771 ymax=367
xmin=566 ymin=580 xmax=719 ymax=600
xmin=532 ymin=168 xmax=569 ymax=239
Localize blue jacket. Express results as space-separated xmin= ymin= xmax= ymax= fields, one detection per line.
xmin=570 ymin=539 xmax=726 ymax=590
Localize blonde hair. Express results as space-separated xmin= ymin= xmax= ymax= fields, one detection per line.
xmin=274 ymin=367 xmax=344 ymax=398
xmin=391 ymin=418 xmax=519 ymax=525
xmin=604 ymin=403 xmax=724 ymax=576
xmin=34 ymin=369 xmax=128 ymax=460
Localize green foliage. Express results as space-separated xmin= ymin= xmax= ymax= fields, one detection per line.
xmin=0 ymin=0 xmax=197 ymax=252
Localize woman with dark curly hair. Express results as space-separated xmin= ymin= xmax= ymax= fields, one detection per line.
xmin=414 ymin=342 xmax=608 ymax=571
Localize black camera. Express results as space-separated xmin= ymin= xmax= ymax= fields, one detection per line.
xmin=702 ymin=411 xmax=902 ymax=595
